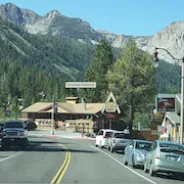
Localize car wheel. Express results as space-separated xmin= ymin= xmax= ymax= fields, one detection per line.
xmin=132 ymin=155 xmax=136 ymax=168
xmin=22 ymin=139 xmax=28 ymax=150
xmin=110 ymin=146 xmax=114 ymax=153
xmin=144 ymin=162 xmax=148 ymax=173
xmin=107 ymin=146 xmax=110 ymax=151
xmin=99 ymin=142 xmax=103 ymax=149
xmin=2 ymin=143 xmax=8 ymax=151
xmin=149 ymin=164 xmax=156 ymax=177
xmin=123 ymin=156 xmax=128 ymax=166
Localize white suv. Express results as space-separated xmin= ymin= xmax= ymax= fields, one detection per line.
xmin=95 ymin=129 xmax=115 ymax=148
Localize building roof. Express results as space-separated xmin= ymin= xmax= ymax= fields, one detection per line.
xmin=22 ymin=102 xmax=105 ymax=114
xmin=165 ymin=112 xmax=180 ymax=125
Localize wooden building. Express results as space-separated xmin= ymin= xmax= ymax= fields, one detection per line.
xmin=21 ymin=97 xmax=120 ymax=133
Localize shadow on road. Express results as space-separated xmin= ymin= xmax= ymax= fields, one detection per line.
xmin=155 ymin=173 xmax=184 ymax=181
xmin=0 ymin=139 xmax=98 ymax=154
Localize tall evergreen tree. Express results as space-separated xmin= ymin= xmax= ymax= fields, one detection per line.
xmin=106 ymin=41 xmax=156 ymax=131
xmin=82 ymin=39 xmax=114 ymax=102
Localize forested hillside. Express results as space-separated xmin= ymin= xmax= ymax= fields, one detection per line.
xmin=0 ymin=19 xmax=95 ymax=80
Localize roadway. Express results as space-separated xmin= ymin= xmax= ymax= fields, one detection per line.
xmin=0 ymin=135 xmax=183 ymax=184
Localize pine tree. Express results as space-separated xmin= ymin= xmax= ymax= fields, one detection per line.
xmin=83 ymin=39 xmax=114 ymax=102
xmin=106 ymin=41 xmax=156 ymax=131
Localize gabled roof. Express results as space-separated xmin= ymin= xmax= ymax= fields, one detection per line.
xmin=101 ymin=92 xmax=121 ymax=114
xmin=165 ymin=112 xmax=180 ymax=125
xmin=22 ymin=102 xmax=53 ymax=113
xmin=22 ymin=102 xmax=105 ymax=114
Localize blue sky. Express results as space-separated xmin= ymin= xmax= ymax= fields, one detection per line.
xmin=1 ymin=0 xmax=184 ymax=36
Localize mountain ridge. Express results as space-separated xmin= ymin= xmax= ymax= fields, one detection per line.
xmin=0 ymin=2 xmax=184 ymax=64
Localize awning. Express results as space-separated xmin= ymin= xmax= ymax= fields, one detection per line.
xmin=165 ymin=112 xmax=180 ymax=125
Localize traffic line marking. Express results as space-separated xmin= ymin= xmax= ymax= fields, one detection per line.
xmin=0 ymin=152 xmax=22 ymax=163
xmin=50 ymin=144 xmax=71 ymax=184
xmin=90 ymin=145 xmax=157 ymax=184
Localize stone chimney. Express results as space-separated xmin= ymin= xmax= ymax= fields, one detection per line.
xmin=65 ymin=97 xmax=79 ymax=104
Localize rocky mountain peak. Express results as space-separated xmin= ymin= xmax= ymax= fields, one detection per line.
xmin=45 ymin=9 xmax=60 ymax=19
xmin=0 ymin=2 xmax=40 ymax=25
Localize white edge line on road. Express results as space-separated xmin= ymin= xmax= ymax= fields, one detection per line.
xmin=90 ymin=145 xmax=157 ymax=184
xmin=0 ymin=152 xmax=22 ymax=163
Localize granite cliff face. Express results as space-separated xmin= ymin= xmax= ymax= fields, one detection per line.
xmin=1 ymin=2 xmax=184 ymax=63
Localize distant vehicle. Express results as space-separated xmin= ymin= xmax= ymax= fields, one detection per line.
xmin=107 ymin=131 xmax=132 ymax=153
xmin=23 ymin=120 xmax=37 ymax=131
xmin=0 ymin=122 xmax=4 ymax=138
xmin=2 ymin=120 xmax=28 ymax=150
xmin=124 ymin=139 xmax=152 ymax=168
xmin=144 ymin=140 xmax=184 ymax=178
xmin=95 ymin=129 xmax=115 ymax=148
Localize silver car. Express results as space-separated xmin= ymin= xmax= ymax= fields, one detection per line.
xmin=107 ymin=131 xmax=131 ymax=153
xmin=124 ymin=139 xmax=152 ymax=168
xmin=144 ymin=140 xmax=184 ymax=178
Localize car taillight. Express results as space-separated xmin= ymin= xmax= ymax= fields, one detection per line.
xmin=103 ymin=136 xmax=108 ymax=139
xmin=155 ymin=153 xmax=160 ymax=159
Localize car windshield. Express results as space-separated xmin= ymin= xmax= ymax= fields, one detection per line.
xmin=159 ymin=143 xmax=184 ymax=150
xmin=136 ymin=142 xmax=152 ymax=150
xmin=5 ymin=122 xmax=23 ymax=129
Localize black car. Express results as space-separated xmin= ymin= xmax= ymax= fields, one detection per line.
xmin=23 ymin=120 xmax=37 ymax=131
xmin=2 ymin=120 xmax=28 ymax=150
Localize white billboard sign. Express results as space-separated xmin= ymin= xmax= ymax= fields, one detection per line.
xmin=65 ymin=82 xmax=96 ymax=88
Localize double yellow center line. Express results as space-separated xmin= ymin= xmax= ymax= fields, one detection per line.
xmin=50 ymin=144 xmax=71 ymax=184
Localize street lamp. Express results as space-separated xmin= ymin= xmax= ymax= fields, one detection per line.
xmin=154 ymin=47 xmax=184 ymax=144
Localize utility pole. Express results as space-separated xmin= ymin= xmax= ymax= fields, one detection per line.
xmin=51 ymin=94 xmax=55 ymax=135
xmin=180 ymin=59 xmax=184 ymax=144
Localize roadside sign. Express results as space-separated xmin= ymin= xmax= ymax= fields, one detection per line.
xmin=105 ymin=102 xmax=117 ymax=113
xmin=106 ymin=113 xmax=116 ymax=119
xmin=65 ymin=82 xmax=96 ymax=88
xmin=101 ymin=92 xmax=121 ymax=114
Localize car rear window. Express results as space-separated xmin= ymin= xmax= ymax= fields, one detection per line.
xmin=136 ymin=142 xmax=152 ymax=150
xmin=114 ymin=133 xmax=131 ymax=139
xmin=105 ymin=131 xmax=113 ymax=137
xmin=159 ymin=143 xmax=184 ymax=151
xmin=160 ymin=148 xmax=184 ymax=155
xmin=5 ymin=122 xmax=23 ymax=128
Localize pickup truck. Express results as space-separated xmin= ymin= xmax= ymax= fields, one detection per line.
xmin=1 ymin=120 xmax=28 ymax=150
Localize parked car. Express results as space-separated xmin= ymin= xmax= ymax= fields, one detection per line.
xmin=124 ymin=139 xmax=152 ymax=168
xmin=107 ymin=131 xmax=132 ymax=153
xmin=0 ymin=122 xmax=4 ymax=138
xmin=144 ymin=140 xmax=184 ymax=178
xmin=23 ymin=120 xmax=37 ymax=131
xmin=2 ymin=120 xmax=28 ymax=150
xmin=95 ymin=129 xmax=115 ymax=148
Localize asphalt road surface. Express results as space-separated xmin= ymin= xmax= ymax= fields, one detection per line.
xmin=0 ymin=136 xmax=183 ymax=184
